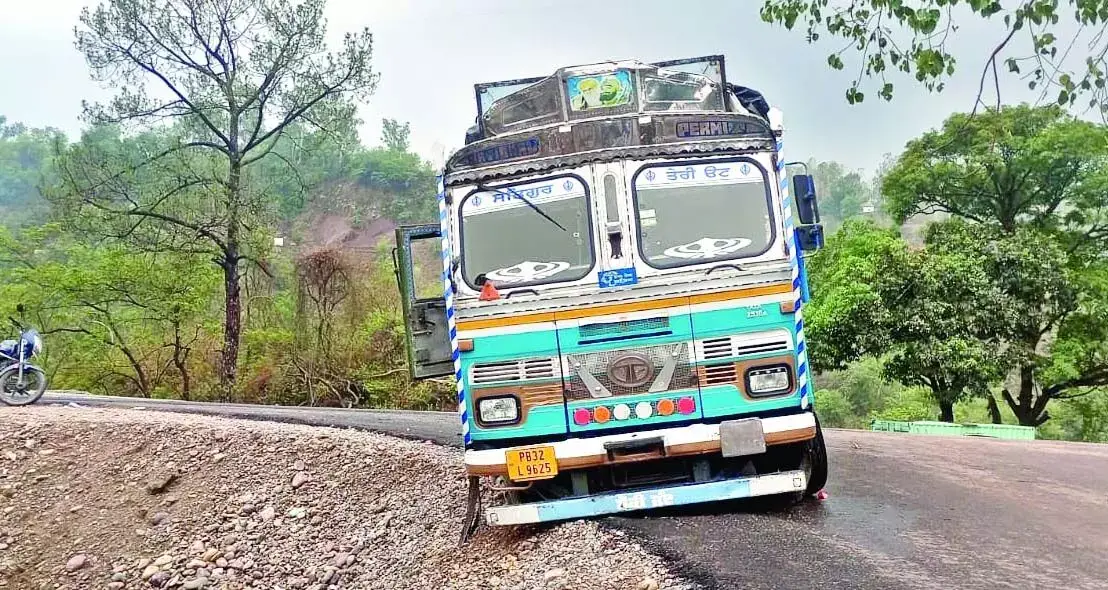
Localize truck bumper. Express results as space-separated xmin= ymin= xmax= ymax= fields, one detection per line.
xmin=465 ymin=412 xmax=816 ymax=477
xmin=485 ymin=469 xmax=808 ymax=525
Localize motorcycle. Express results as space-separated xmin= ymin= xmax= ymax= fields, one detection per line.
xmin=0 ymin=304 xmax=47 ymax=406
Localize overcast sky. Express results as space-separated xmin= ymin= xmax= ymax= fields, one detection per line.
xmin=1 ymin=0 xmax=1044 ymax=176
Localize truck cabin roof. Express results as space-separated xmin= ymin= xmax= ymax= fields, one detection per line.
xmin=444 ymin=55 xmax=777 ymax=184
xmin=465 ymin=55 xmax=770 ymax=144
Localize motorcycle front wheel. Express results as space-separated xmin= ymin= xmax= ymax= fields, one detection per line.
xmin=0 ymin=366 xmax=47 ymax=406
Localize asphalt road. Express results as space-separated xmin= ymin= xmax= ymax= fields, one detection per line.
xmin=40 ymin=392 xmax=1108 ymax=590
xmin=41 ymin=391 xmax=460 ymax=445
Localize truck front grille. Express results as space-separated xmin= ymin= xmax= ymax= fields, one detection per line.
xmin=471 ymin=357 xmax=559 ymax=385
xmin=563 ymin=342 xmax=696 ymax=400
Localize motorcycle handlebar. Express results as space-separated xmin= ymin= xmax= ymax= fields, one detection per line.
xmin=8 ymin=317 xmax=20 ymax=331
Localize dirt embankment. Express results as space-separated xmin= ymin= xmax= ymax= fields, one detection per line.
xmin=0 ymin=407 xmax=693 ymax=590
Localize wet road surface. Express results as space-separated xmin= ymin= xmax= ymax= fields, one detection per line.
xmin=42 ymin=393 xmax=1108 ymax=589
xmin=615 ymin=430 xmax=1108 ymax=589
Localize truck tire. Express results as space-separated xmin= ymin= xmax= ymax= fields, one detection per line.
xmin=804 ymin=416 xmax=828 ymax=495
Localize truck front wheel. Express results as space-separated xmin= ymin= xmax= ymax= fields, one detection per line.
xmin=803 ymin=416 xmax=828 ymax=495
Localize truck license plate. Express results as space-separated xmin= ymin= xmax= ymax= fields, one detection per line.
xmin=506 ymin=446 xmax=558 ymax=482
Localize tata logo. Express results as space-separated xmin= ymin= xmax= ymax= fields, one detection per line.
xmin=607 ymin=352 xmax=655 ymax=389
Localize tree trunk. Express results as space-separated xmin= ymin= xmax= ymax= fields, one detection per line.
xmin=220 ymin=157 xmax=243 ymax=401
xmin=939 ymin=400 xmax=955 ymax=422
xmin=1002 ymin=365 xmax=1050 ymax=426
xmin=220 ymin=256 xmax=241 ymax=401
xmin=986 ymin=394 xmax=1003 ymax=424
xmin=171 ymin=320 xmax=191 ymax=401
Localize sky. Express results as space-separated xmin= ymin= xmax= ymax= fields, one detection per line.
xmin=0 ymin=0 xmax=1050 ymax=177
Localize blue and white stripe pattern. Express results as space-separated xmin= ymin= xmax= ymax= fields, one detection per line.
xmin=437 ymin=175 xmax=471 ymax=445
xmin=775 ymin=140 xmax=811 ymax=410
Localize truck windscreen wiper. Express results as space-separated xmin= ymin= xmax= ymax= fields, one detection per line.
xmin=476 ymin=184 xmax=567 ymax=232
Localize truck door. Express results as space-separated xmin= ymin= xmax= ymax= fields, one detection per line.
xmin=393 ymin=225 xmax=453 ymax=379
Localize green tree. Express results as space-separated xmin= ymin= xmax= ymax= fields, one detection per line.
xmin=380 ymin=118 xmax=411 ymax=152
xmin=359 ymin=148 xmax=437 ymax=223
xmin=0 ymin=117 xmax=65 ymax=227
xmin=807 ymin=219 xmax=1006 ymax=421
xmin=881 ymin=105 xmax=1108 ymax=425
xmin=760 ymin=0 xmax=1108 ymax=109
xmin=804 ymin=160 xmax=874 ymax=232
xmin=63 ymin=0 xmax=378 ymax=395
xmin=0 ymin=226 xmax=218 ymax=397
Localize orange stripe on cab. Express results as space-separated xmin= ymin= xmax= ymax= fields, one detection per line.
xmin=456 ymin=282 xmax=790 ymax=331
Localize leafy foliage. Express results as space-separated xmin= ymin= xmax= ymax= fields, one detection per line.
xmin=380 ymin=118 xmax=411 ymax=152
xmin=0 ymin=117 xmax=65 ymax=228
xmin=761 ymin=0 xmax=1108 ymax=111
xmin=807 ymin=219 xmax=1007 ymax=420
xmin=803 ymin=160 xmax=878 ymax=232
xmin=878 ymin=104 xmax=1108 ymax=425
xmin=65 ymin=0 xmax=379 ymax=393
xmin=0 ymin=227 xmax=219 ymax=397
xmin=0 ymin=94 xmax=443 ymax=407
xmin=882 ymin=104 xmax=1108 ymax=235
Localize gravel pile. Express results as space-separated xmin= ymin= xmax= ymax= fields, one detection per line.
xmin=0 ymin=406 xmax=696 ymax=589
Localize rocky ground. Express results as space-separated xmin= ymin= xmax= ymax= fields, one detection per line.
xmin=0 ymin=406 xmax=695 ymax=590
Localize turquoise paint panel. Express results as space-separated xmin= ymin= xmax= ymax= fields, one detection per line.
xmin=699 ymin=384 xmax=802 ymax=418
xmin=555 ymin=312 xmax=694 ymax=355
xmin=469 ymin=404 xmax=568 ymax=441
xmin=460 ymin=329 xmax=559 ymax=363
xmin=689 ymin=303 xmax=792 ymax=339
xmin=459 ymin=329 xmax=566 ymax=440
xmin=566 ymin=389 xmax=701 ymax=433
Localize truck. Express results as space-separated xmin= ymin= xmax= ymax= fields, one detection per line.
xmin=392 ymin=55 xmax=827 ymax=539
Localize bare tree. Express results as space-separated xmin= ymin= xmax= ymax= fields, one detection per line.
xmin=69 ymin=0 xmax=378 ymax=395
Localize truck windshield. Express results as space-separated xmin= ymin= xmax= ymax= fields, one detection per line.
xmin=459 ymin=176 xmax=594 ymax=288
xmin=633 ymin=160 xmax=774 ymax=269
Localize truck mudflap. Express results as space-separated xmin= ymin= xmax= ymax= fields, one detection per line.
xmin=485 ymin=469 xmax=807 ymax=526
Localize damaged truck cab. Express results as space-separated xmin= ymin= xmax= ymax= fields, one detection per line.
xmin=394 ymin=55 xmax=827 ymax=528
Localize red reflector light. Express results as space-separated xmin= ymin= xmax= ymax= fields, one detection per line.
xmin=573 ymin=408 xmax=591 ymax=426
xmin=677 ymin=397 xmax=696 ymax=415
xmin=478 ymin=281 xmax=500 ymax=301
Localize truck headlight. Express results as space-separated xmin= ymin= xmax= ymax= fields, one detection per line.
xmin=745 ymin=365 xmax=792 ymax=396
xmin=478 ymin=396 xmax=520 ymax=425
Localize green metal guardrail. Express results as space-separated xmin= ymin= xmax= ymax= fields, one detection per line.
xmin=871 ymin=420 xmax=1036 ymax=440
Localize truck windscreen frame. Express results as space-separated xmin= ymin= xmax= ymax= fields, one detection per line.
xmin=630 ymin=157 xmax=777 ymax=270
xmin=458 ymin=174 xmax=596 ymax=290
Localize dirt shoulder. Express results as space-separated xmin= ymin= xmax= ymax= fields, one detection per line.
xmin=0 ymin=406 xmax=692 ymax=590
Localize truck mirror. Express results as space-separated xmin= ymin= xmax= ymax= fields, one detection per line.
xmin=793 ymin=174 xmax=821 ymax=225
xmin=797 ymin=224 xmax=824 ymax=252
